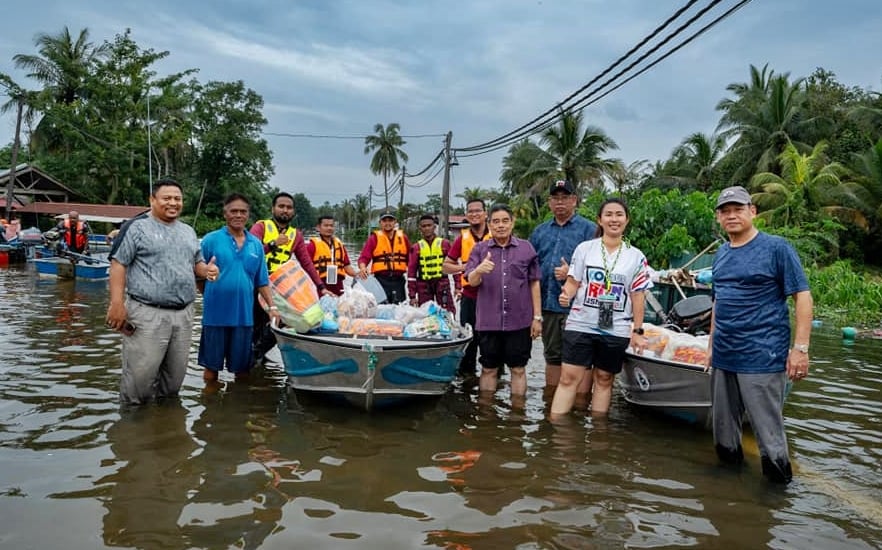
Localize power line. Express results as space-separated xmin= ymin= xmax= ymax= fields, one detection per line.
xmin=264 ymin=131 xmax=446 ymax=140
xmin=457 ymin=0 xmax=753 ymax=159
xmin=454 ymin=0 xmax=741 ymax=156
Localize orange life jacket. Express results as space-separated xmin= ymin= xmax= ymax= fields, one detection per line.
xmin=310 ymin=236 xmax=347 ymax=281
xmin=460 ymin=227 xmax=490 ymax=287
xmin=370 ymin=229 xmax=407 ymax=274
xmin=64 ymin=219 xmax=88 ymax=251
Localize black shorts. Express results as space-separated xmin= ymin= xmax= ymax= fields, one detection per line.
xmin=478 ymin=328 xmax=532 ymax=370
xmin=561 ymin=330 xmax=630 ymax=374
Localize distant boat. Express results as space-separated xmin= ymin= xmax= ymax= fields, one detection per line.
xmin=273 ymin=323 xmax=473 ymax=411
xmin=33 ymin=253 xmax=110 ymax=281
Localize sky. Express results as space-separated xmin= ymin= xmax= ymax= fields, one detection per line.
xmin=1 ymin=0 xmax=880 ymax=210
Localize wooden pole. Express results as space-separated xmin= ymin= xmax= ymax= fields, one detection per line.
xmin=3 ymin=100 xmax=23 ymax=219
xmin=440 ymin=131 xmax=452 ymax=239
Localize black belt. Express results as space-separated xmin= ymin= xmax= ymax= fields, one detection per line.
xmin=128 ymin=295 xmax=189 ymax=310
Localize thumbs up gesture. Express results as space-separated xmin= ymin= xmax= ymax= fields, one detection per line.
xmin=476 ymin=251 xmax=495 ymax=274
xmin=554 ymin=256 xmax=569 ymax=281
xmin=205 ymin=256 xmax=220 ymax=282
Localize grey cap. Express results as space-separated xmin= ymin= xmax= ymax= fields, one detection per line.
xmin=716 ymin=186 xmax=751 ymax=209
xmin=379 ymin=209 xmax=397 ymax=220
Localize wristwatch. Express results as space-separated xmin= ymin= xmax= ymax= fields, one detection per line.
xmin=792 ymin=343 xmax=809 ymax=353
xmin=632 ymin=327 xmax=645 ymax=335
xmin=533 ymin=315 xmax=543 ymax=322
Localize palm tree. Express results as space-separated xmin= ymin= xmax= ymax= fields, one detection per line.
xmin=717 ymin=67 xmax=820 ymax=184
xmin=750 ymin=141 xmax=861 ymax=228
xmin=540 ymin=108 xmax=619 ymax=194
xmin=13 ymin=26 xmax=108 ymax=106
xmin=847 ymin=138 xmax=882 ymax=223
xmin=671 ymin=132 xmax=726 ymax=191
xmin=606 ymin=159 xmax=649 ymax=194
xmin=364 ymin=123 xmax=408 ymax=209
xmin=499 ymin=139 xmax=555 ymax=216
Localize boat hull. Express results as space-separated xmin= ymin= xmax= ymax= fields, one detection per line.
xmin=619 ymin=352 xmax=713 ymax=428
xmin=273 ymin=326 xmax=472 ymax=411
xmin=33 ymin=257 xmax=110 ymax=280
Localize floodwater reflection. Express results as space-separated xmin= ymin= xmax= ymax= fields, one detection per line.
xmin=0 ymin=264 xmax=881 ymax=548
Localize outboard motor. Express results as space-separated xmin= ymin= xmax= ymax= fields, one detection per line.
xmin=668 ymin=295 xmax=713 ymax=335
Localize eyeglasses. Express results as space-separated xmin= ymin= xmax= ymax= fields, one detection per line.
xmin=548 ymin=195 xmax=573 ymax=203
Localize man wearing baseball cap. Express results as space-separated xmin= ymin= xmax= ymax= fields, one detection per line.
xmin=708 ymin=185 xmax=813 ymax=484
xmin=529 ymin=179 xmax=596 ymax=396
xmin=357 ymin=209 xmax=410 ymax=303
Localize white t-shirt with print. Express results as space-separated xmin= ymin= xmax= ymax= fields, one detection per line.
xmin=564 ymin=238 xmax=653 ymax=338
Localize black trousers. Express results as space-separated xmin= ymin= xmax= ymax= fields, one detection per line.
xmin=458 ymin=295 xmax=479 ymax=376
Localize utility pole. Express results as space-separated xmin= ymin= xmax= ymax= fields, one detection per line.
xmin=368 ymin=184 xmax=373 ymax=224
xmin=440 ymin=131 xmax=453 ymax=239
xmin=399 ymin=165 xmax=405 ymax=214
xmin=4 ymin=99 xmax=23 ymax=219
xmin=146 ymin=88 xmax=153 ymax=196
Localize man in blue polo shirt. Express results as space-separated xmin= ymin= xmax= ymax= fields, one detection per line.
xmin=530 ymin=179 xmax=596 ymax=394
xmin=199 ymin=193 xmax=279 ymax=382
xmin=709 ymin=185 xmax=813 ymax=484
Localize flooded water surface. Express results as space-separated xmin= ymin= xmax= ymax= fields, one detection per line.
xmin=1 ymin=264 xmax=881 ymax=549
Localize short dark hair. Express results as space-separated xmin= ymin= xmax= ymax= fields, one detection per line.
xmin=152 ymin=177 xmax=182 ymax=196
xmin=223 ymin=193 xmax=250 ymax=207
xmin=488 ymin=203 xmax=513 ymax=219
xmin=418 ymin=213 xmax=437 ymax=223
xmin=317 ymin=214 xmax=335 ymax=225
xmin=272 ymin=192 xmax=295 ymax=207
xmin=466 ymin=198 xmax=486 ymax=211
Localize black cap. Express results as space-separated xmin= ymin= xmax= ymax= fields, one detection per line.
xmin=550 ymin=179 xmax=576 ymax=195
xmin=715 ymin=186 xmax=752 ymax=209
xmin=379 ymin=209 xmax=397 ymax=220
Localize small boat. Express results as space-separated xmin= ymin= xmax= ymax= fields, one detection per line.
xmin=619 ymin=352 xmax=713 ymax=428
xmin=273 ymin=323 xmax=473 ymax=411
xmin=620 ymin=272 xmax=715 ymax=427
xmin=0 ymin=244 xmax=28 ymax=267
xmin=33 ymin=254 xmax=111 ymax=280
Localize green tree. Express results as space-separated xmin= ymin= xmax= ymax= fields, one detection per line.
xmin=364 ymin=123 xmax=408 ymax=210
xmin=670 ymin=132 xmax=726 ymax=191
xmin=717 ymin=67 xmax=817 ymax=184
xmin=540 ymin=108 xmax=618 ymax=193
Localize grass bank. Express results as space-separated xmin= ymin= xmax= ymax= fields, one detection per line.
xmin=806 ymin=261 xmax=882 ymax=328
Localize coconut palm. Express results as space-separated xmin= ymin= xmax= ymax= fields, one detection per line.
xmin=606 ymin=159 xmax=649 ymax=194
xmin=540 ymin=108 xmax=619 ymax=193
xmin=848 ymin=138 xmax=882 ymax=223
xmin=717 ymin=67 xmax=820 ymax=184
xmin=499 ymin=139 xmax=555 ymax=216
xmin=364 ymin=123 xmax=408 ymax=209
xmin=750 ymin=141 xmax=863 ymax=229
xmin=13 ymin=26 xmax=108 ymax=105
xmin=670 ymin=132 xmax=726 ymax=191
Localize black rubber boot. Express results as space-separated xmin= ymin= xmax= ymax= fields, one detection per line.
xmin=715 ymin=443 xmax=744 ymax=465
xmin=761 ymin=455 xmax=793 ymax=484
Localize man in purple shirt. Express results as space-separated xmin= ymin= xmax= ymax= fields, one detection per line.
xmin=465 ymin=203 xmax=542 ymax=397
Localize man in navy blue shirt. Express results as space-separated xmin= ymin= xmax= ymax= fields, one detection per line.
xmin=529 ymin=180 xmax=596 ymax=394
xmin=709 ymin=186 xmax=813 ymax=484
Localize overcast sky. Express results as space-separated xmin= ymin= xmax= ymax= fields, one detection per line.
xmin=1 ymin=0 xmax=880 ymax=209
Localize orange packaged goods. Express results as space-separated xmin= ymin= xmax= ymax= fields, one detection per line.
xmin=337 ymin=317 xmax=404 ymax=337
xmin=662 ymin=333 xmax=709 ymax=366
xmin=269 ymin=260 xmax=323 ymax=332
xmin=642 ymin=324 xmax=671 ymax=356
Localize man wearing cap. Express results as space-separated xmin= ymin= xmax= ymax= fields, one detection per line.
xmin=357 ymin=209 xmax=410 ymax=304
xmin=708 ymin=185 xmax=813 ymax=484
xmin=530 ymin=179 xmax=597 ymax=395
xmin=54 ymin=210 xmax=91 ymax=254
xmin=407 ymin=214 xmax=457 ymax=312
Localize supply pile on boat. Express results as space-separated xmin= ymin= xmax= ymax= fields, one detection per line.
xmin=638 ymin=323 xmax=709 ymax=366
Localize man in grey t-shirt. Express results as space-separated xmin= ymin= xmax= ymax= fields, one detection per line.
xmin=106 ymin=178 xmax=219 ymax=405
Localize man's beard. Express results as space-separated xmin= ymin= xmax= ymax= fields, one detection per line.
xmin=274 ymin=213 xmax=292 ymax=225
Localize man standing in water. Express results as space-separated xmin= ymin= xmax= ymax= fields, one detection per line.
xmin=464 ymin=204 xmax=541 ymax=397
xmin=357 ymin=209 xmax=410 ymax=304
xmin=408 ymin=214 xmax=456 ymax=312
xmin=249 ymin=192 xmax=326 ymax=363
xmin=709 ymin=185 xmax=813 ymax=484
xmin=199 ymin=193 xmax=279 ymax=382
xmin=106 ymin=178 xmax=219 ymax=405
xmin=530 ymin=180 xmax=596 ymax=395
xmin=443 ymin=198 xmax=491 ymax=377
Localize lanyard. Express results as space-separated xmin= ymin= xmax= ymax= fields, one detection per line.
xmin=600 ymin=241 xmax=623 ymax=293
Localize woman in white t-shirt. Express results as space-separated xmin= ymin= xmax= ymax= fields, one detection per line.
xmin=550 ymin=197 xmax=652 ymax=417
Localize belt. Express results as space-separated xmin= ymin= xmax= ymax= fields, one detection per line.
xmin=128 ymin=295 xmax=189 ymax=311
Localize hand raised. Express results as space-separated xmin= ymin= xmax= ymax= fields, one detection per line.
xmin=476 ymin=251 xmax=495 ymax=274
xmin=554 ymin=256 xmax=569 ymax=281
